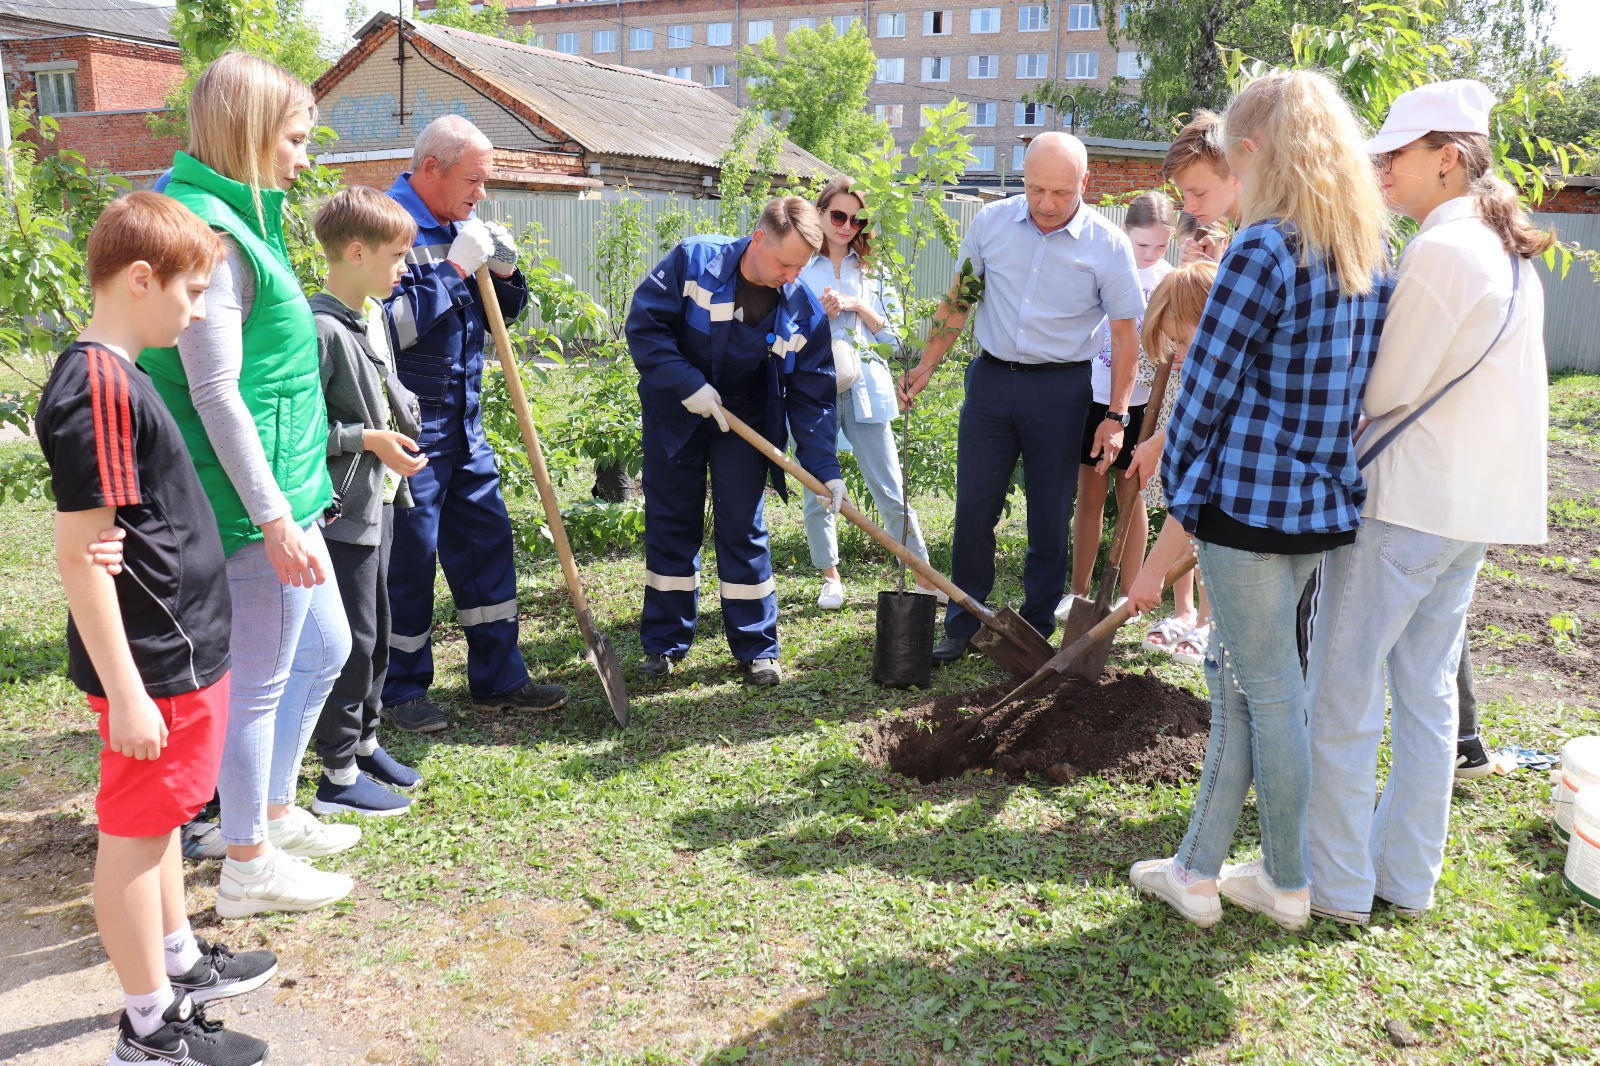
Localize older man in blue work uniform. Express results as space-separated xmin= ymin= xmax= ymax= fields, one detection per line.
xmin=627 ymin=197 xmax=842 ymax=686
xmin=379 ymin=114 xmax=568 ymax=730
xmin=900 ymin=132 xmax=1146 ymax=660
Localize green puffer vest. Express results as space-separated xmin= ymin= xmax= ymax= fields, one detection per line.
xmin=141 ymin=152 xmax=332 ymax=556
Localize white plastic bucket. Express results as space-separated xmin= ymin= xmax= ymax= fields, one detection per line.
xmin=1563 ymin=786 xmax=1600 ymax=911
xmin=1553 ymin=736 xmax=1600 ymax=840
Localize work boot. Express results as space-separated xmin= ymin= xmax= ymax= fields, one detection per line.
xmin=475 ymin=681 xmax=569 ymax=713
xmin=742 ymin=658 xmax=782 ymax=686
xmin=638 ymin=653 xmax=682 ymax=679
xmin=932 ymin=635 xmax=971 ymax=663
xmin=381 ymin=695 xmax=449 ymax=733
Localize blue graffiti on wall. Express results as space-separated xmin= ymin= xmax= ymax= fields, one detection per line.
xmin=324 ymin=88 xmax=485 ymax=149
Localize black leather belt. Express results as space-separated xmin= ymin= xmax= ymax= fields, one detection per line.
xmin=980 ymin=350 xmax=1077 ymax=372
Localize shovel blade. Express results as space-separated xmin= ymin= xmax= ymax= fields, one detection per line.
xmin=1055 ymin=594 xmax=1100 ymax=650
xmin=969 ymin=607 xmax=1053 ymax=677
xmin=584 ymin=632 xmax=631 ymax=728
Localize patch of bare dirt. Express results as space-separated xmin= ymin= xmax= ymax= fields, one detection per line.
xmin=862 ymin=669 xmax=1211 ymax=786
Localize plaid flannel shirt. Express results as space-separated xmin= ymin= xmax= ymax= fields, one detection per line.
xmin=1161 ymin=220 xmax=1392 ymax=535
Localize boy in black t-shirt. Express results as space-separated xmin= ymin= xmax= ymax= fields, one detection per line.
xmin=36 ymin=192 xmax=274 ymax=1066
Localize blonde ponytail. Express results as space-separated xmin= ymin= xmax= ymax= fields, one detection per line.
xmin=1423 ymin=131 xmax=1557 ymax=259
xmin=1222 ymin=70 xmax=1390 ymax=297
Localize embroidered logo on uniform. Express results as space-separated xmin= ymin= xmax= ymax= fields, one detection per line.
xmin=649 ymin=270 xmax=667 ymax=291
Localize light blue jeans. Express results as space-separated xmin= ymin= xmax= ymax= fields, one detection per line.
xmin=1305 ymin=518 xmax=1485 ymax=913
xmin=803 ymin=402 xmax=928 ymax=571
xmin=1176 ymin=541 xmax=1324 ymax=888
xmin=217 ymin=522 xmax=351 ymax=845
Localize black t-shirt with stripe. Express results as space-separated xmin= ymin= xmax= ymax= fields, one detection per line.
xmin=36 ymin=342 xmax=232 ymax=698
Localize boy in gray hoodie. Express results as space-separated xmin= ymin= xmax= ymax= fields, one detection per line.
xmin=310 ymin=188 xmax=430 ymax=816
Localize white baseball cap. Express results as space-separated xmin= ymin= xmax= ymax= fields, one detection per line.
xmin=1364 ymin=79 xmax=1497 ymax=156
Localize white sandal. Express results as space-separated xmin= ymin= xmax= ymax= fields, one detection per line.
xmin=1171 ymin=623 xmax=1211 ymax=667
xmin=1141 ymin=616 xmax=1190 ymax=656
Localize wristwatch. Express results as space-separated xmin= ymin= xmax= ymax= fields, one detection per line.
xmin=1103 ymin=410 xmax=1131 ymax=427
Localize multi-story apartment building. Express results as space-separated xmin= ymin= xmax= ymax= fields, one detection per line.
xmin=494 ymin=0 xmax=1142 ymax=186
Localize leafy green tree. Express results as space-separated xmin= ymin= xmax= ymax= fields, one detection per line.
xmin=418 ymin=0 xmax=535 ymax=44
xmin=1022 ymin=77 xmax=1153 ymax=139
xmin=738 ymin=20 xmax=888 ymax=170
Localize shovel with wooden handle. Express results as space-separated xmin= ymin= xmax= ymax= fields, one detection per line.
xmin=1057 ymin=361 xmax=1174 ymax=655
xmin=986 ymin=553 xmax=1199 ymax=712
xmin=475 ymin=267 xmax=631 ymax=728
xmin=715 ymin=405 xmax=1054 ymax=678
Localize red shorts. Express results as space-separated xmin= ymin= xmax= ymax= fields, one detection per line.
xmin=91 ymin=672 xmax=229 ymax=838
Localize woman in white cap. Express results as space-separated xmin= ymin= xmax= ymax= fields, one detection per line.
xmin=1303 ymin=79 xmax=1553 ymax=924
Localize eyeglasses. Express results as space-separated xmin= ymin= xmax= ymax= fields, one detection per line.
xmin=1373 ymin=142 xmax=1429 ymax=174
xmin=828 ymin=209 xmax=869 ymax=229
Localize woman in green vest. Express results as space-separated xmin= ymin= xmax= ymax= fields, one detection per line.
xmin=142 ymin=52 xmax=355 ymax=918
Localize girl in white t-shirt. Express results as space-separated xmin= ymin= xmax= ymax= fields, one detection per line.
xmin=1062 ymin=192 xmax=1174 ymax=627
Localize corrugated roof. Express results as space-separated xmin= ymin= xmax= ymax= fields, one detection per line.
xmin=402 ymin=19 xmax=832 ymax=177
xmin=0 ymin=0 xmax=176 ymax=44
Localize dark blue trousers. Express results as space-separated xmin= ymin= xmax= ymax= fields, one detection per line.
xmin=383 ymin=444 xmax=530 ymax=703
xmin=641 ymin=410 xmax=779 ymax=662
xmin=944 ymin=357 xmax=1093 ymax=642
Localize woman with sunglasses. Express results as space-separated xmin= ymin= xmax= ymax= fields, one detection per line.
xmin=1303 ymin=80 xmax=1552 ymax=924
xmin=798 ymin=177 xmax=942 ymax=609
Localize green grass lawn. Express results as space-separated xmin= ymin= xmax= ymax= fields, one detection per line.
xmin=2 ymin=374 xmax=1598 ymax=1065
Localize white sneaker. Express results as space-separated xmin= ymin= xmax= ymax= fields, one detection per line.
xmin=1130 ymin=857 xmax=1222 ymax=928
xmin=910 ymin=582 xmax=950 ymax=605
xmin=1218 ymin=857 xmax=1310 ymax=931
xmin=267 ymin=805 xmax=361 ymax=858
xmin=816 ymin=578 xmax=845 ymax=610
xmin=215 ymin=849 xmax=353 ymax=919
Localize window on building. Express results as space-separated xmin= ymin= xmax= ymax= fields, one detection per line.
xmin=555 ymin=32 xmax=579 ymax=54
xmin=1013 ymin=143 xmax=1028 ymax=171
xmin=968 ymin=145 xmax=996 ymax=171
xmin=968 ymin=54 xmax=998 ymax=79
xmin=707 ymin=21 xmax=732 ymax=46
xmin=920 ymin=103 xmax=939 ymax=127
xmin=970 ymin=7 xmax=1000 ymax=33
xmin=629 ymin=27 xmax=653 ymax=50
xmin=876 ymin=103 xmax=904 ymax=128
xmin=1015 ymin=101 xmax=1047 ymax=126
xmin=593 ymin=29 xmax=616 ymax=52
xmin=972 ymin=102 xmax=996 ymax=126
xmin=922 ymin=56 xmax=950 ymax=82
xmin=1063 ymin=51 xmax=1098 ymax=79
xmin=35 ymin=69 xmax=78 ymax=115
xmin=667 ymin=24 xmax=691 ymax=48
xmin=748 ymin=19 xmax=774 ymax=43
xmin=1120 ymin=2 xmax=1143 ymax=28
xmin=923 ymin=9 xmax=951 ymax=35
xmin=1016 ymin=52 xmax=1048 ymax=78
xmin=789 ymin=17 xmax=817 ymax=32
xmin=1019 ymin=5 xmax=1049 ymax=31
xmin=833 ymin=14 xmax=857 ymax=35
xmin=709 ymin=65 xmax=729 ymax=87
xmin=877 ymin=57 xmax=905 ymax=82
xmin=877 ymin=12 xmax=906 ymax=37
xmin=667 ymin=65 xmax=692 ymax=80
xmin=1117 ymin=50 xmax=1146 ymax=78
xmin=1067 ymin=3 xmax=1100 ymax=30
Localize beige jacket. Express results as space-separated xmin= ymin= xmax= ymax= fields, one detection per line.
xmin=1361 ymin=197 xmax=1548 ymax=545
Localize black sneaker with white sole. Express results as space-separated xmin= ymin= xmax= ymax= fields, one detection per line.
xmin=1454 ymin=736 xmax=1494 ymax=780
xmin=169 ymin=938 xmax=279 ymax=1004
xmin=111 ymin=991 xmax=267 ymax=1066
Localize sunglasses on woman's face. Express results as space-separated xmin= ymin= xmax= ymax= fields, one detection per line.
xmin=828 ymin=209 xmax=869 ymax=229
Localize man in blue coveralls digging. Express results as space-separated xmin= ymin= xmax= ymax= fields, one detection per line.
xmin=627 ymin=196 xmax=843 ymax=687
xmin=380 ymin=114 xmax=568 ymax=732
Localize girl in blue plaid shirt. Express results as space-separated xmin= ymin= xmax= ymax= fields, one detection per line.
xmin=1128 ymin=70 xmax=1393 ymax=932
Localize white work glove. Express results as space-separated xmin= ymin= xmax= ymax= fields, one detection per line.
xmin=483 ymin=219 xmax=519 ymax=277
xmin=447 ymin=217 xmax=494 ymax=276
xmin=822 ymin=478 xmax=847 ymax=515
xmin=681 ymin=383 xmax=729 ymax=432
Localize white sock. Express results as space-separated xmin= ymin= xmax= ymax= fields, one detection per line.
xmin=124 ymin=984 xmax=175 ymax=1037
xmin=162 ymin=922 xmax=202 ymax=975
xmin=355 ymin=735 xmax=379 ymax=757
xmin=224 ymin=853 xmax=271 ymax=878
xmin=327 ymin=763 xmax=360 ymax=786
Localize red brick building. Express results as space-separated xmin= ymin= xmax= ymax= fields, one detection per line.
xmin=0 ymin=0 xmax=185 ymax=184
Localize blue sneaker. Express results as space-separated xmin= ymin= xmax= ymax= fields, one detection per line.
xmin=310 ymin=773 xmax=412 ymax=818
xmin=356 ymin=746 xmax=422 ymax=791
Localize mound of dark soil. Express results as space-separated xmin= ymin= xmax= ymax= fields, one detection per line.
xmin=863 ymin=669 xmax=1211 ymax=786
